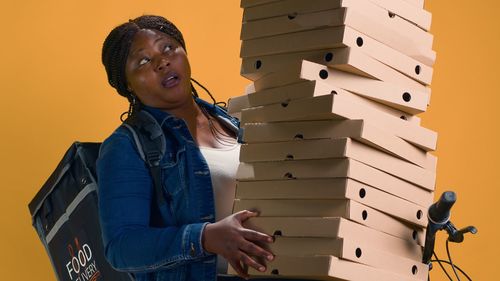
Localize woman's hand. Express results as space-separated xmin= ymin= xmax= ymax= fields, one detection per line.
xmin=202 ymin=210 xmax=274 ymax=279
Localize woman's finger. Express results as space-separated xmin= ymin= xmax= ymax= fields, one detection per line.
xmin=234 ymin=209 xmax=259 ymax=222
xmin=239 ymin=239 xmax=274 ymax=262
xmin=228 ymin=259 xmax=249 ymax=280
xmin=241 ymin=228 xmax=274 ymax=244
xmin=239 ymin=251 xmax=267 ymax=273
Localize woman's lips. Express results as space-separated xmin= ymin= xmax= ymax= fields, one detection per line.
xmin=161 ymin=72 xmax=180 ymax=88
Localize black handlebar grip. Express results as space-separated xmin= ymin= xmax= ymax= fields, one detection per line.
xmin=428 ymin=191 xmax=456 ymax=224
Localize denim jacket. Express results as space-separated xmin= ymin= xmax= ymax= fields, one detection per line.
xmin=97 ymin=98 xmax=239 ymax=281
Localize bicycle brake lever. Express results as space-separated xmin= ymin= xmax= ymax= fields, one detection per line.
xmin=448 ymin=225 xmax=478 ymax=243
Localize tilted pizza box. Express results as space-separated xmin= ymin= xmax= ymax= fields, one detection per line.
xmin=237 ymin=158 xmax=433 ymax=207
xmin=270 ymin=237 xmax=428 ymax=280
xmin=229 ymin=92 xmax=421 ymax=126
xmin=239 ymin=138 xmax=436 ymax=190
xmin=243 ymin=0 xmax=431 ymax=31
xmin=241 ymin=25 xmax=435 ymax=67
xmin=241 ymin=6 xmax=434 ymax=65
xmin=232 ymin=83 xmax=426 ymax=125
xmin=242 ymin=216 xmax=423 ymax=261
xmin=228 ymin=79 xmax=427 ymax=125
xmin=235 ymin=178 xmax=427 ymax=226
xmin=241 ymin=120 xmax=436 ymax=170
xmin=242 ymin=46 xmax=432 ymax=88
xmin=230 ymin=255 xmax=422 ymax=281
xmin=240 ymin=94 xmax=437 ymax=151
xmin=242 ymin=41 xmax=432 ymax=89
xmin=252 ymin=60 xmax=430 ymax=112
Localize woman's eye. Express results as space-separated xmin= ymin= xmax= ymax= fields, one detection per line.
xmin=138 ymin=57 xmax=150 ymax=66
xmin=163 ymin=45 xmax=173 ymax=53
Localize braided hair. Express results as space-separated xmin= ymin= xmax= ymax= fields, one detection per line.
xmin=102 ymin=15 xmax=189 ymax=119
xmin=102 ymin=15 xmax=226 ymax=120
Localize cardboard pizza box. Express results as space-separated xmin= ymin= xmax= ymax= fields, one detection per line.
xmin=235 ymin=200 xmax=425 ymax=252
xmin=233 ymin=83 xmax=426 ymax=125
xmin=240 ymin=93 xmax=437 ymax=151
xmin=271 ymin=237 xmax=428 ymax=280
xmin=241 ymin=25 xmax=435 ymax=67
xmin=239 ymin=138 xmax=435 ymax=190
xmin=240 ymin=0 xmax=278 ymax=8
xmin=230 ymin=255 xmax=422 ymax=281
xmin=235 ymin=178 xmax=427 ymax=226
xmin=254 ymin=60 xmax=431 ymax=113
xmin=242 ymin=45 xmax=433 ymax=88
xmin=241 ymin=7 xmax=434 ymax=63
xmin=368 ymin=0 xmax=432 ymax=30
xmin=236 ymin=158 xmax=433 ymax=207
xmin=242 ymin=216 xmax=424 ymax=260
xmin=242 ymin=46 xmax=432 ymax=88
xmin=241 ymin=120 xmax=437 ymax=170
xmin=229 ymin=92 xmax=422 ymax=126
xmin=243 ymin=0 xmax=430 ymax=31
xmin=232 ymin=79 xmax=427 ymax=118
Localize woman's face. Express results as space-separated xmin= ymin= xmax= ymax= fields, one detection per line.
xmin=125 ymin=29 xmax=192 ymax=109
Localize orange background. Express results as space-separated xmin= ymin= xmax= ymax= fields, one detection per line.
xmin=0 ymin=0 xmax=497 ymax=280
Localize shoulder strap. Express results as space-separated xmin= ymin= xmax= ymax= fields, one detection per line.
xmin=122 ymin=110 xmax=168 ymax=206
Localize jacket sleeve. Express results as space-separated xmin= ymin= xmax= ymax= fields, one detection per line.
xmin=97 ymin=131 xmax=210 ymax=273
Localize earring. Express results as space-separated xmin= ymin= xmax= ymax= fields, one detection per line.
xmin=130 ymin=94 xmax=136 ymax=106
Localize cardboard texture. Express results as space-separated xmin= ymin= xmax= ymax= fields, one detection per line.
xmin=241 ymin=24 xmax=435 ymax=67
xmin=249 ymin=60 xmax=437 ymax=149
xmin=239 ymin=138 xmax=436 ymax=190
xmin=404 ymin=0 xmax=425 ymax=9
xmin=236 ymin=158 xmax=434 ymax=206
xmin=230 ymin=255 xmax=421 ymax=281
xmin=241 ymin=120 xmax=437 ymax=170
xmin=253 ymin=58 xmax=431 ymax=110
xmin=241 ymin=6 xmax=434 ymax=65
xmin=240 ymin=93 xmax=437 ymax=151
xmin=242 ymin=216 xmax=424 ymax=260
xmin=235 ymin=178 xmax=427 ymax=226
xmin=242 ymin=46 xmax=432 ymax=88
xmin=242 ymin=0 xmax=431 ymax=31
xmin=368 ymin=0 xmax=432 ymax=30
xmin=242 ymin=50 xmax=431 ymax=89
xmin=240 ymin=0 xmax=278 ymax=8
xmin=235 ymin=199 xmax=425 ymax=250
xmin=229 ymin=90 xmax=422 ymax=126
xmin=271 ymin=237 xmax=428 ymax=280
xmin=243 ymin=0 xmax=363 ymax=21
xmin=250 ymin=64 xmax=430 ymax=115
xmin=233 ymin=79 xmax=427 ymax=118
xmin=242 ymin=0 xmax=429 ymax=27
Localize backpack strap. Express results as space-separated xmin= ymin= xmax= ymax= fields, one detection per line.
xmin=122 ymin=110 xmax=168 ymax=207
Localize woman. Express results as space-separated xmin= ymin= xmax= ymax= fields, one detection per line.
xmin=98 ymin=15 xmax=276 ymax=281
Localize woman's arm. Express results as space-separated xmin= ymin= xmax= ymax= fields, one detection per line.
xmin=97 ymin=131 xmax=209 ymax=273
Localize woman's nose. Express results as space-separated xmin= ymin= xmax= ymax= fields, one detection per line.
xmin=155 ymin=56 xmax=170 ymax=71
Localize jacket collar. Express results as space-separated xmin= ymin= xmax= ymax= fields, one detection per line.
xmin=139 ymin=97 xmax=240 ymax=134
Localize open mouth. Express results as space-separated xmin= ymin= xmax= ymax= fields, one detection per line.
xmin=161 ymin=72 xmax=180 ymax=88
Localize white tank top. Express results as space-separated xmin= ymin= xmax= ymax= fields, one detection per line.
xmin=199 ymin=143 xmax=241 ymax=274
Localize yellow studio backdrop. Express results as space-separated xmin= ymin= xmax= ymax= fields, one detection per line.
xmin=0 ymin=0 xmax=497 ymax=280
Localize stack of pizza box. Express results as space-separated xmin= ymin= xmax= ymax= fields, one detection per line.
xmin=228 ymin=0 xmax=436 ymax=280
